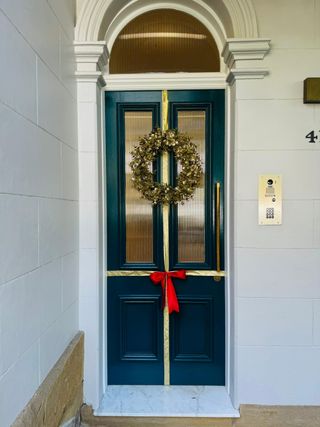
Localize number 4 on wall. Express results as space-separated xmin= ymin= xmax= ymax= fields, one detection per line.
xmin=305 ymin=130 xmax=319 ymax=143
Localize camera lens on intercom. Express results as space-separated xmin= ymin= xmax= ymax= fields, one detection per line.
xmin=267 ymin=179 xmax=273 ymax=186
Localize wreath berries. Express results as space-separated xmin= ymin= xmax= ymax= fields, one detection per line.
xmin=130 ymin=128 xmax=203 ymax=205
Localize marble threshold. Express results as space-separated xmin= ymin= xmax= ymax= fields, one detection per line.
xmin=95 ymin=385 xmax=240 ymax=418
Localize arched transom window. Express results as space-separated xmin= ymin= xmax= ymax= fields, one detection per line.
xmin=109 ymin=9 xmax=220 ymax=74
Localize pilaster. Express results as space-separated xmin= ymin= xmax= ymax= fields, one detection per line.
xmin=74 ymin=41 xmax=108 ymax=409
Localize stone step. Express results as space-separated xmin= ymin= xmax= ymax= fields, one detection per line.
xmin=80 ymin=404 xmax=320 ymax=427
xmin=80 ymin=405 xmax=233 ymax=426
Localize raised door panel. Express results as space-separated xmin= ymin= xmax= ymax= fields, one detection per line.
xmin=169 ymin=276 xmax=225 ymax=385
xmin=172 ymin=297 xmax=213 ymax=362
xmin=108 ymin=277 xmax=164 ymax=385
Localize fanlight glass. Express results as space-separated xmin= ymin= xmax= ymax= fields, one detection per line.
xmin=110 ymin=9 xmax=220 ymax=74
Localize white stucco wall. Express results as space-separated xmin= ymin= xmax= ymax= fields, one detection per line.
xmin=234 ymin=0 xmax=320 ymax=405
xmin=0 ymin=1 xmax=79 ymax=425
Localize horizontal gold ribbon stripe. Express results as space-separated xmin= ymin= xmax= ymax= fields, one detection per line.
xmin=106 ymin=270 xmax=226 ymax=277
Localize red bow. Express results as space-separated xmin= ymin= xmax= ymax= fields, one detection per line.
xmin=149 ymin=270 xmax=186 ymax=314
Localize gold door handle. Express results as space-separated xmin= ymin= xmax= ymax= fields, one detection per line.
xmin=214 ymin=182 xmax=221 ymax=281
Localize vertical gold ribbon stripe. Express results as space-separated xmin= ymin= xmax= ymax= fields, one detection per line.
xmin=162 ymin=90 xmax=170 ymax=385
xmin=162 ymin=90 xmax=169 ymax=132
xmin=163 ymin=276 xmax=170 ymax=386
xmin=162 ymin=191 xmax=170 ymax=273
xmin=162 ymin=90 xmax=170 ymax=273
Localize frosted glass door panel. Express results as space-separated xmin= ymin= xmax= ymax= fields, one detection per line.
xmin=177 ymin=111 xmax=206 ymax=263
xmin=125 ymin=112 xmax=153 ymax=263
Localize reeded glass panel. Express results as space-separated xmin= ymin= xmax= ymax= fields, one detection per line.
xmin=110 ymin=10 xmax=220 ymax=74
xmin=177 ymin=111 xmax=206 ymax=263
xmin=125 ymin=112 xmax=153 ymax=263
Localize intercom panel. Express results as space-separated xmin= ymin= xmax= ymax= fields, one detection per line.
xmin=258 ymin=175 xmax=282 ymax=225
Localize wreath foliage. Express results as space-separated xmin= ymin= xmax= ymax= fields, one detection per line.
xmin=130 ymin=128 xmax=203 ymax=205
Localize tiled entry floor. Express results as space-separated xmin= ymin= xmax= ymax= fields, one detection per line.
xmin=95 ymin=386 xmax=240 ymax=417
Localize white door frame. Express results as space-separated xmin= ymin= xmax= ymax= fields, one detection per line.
xmin=101 ymin=71 xmax=231 ymax=392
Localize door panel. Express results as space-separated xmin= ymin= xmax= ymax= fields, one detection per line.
xmin=108 ymin=277 xmax=164 ymax=384
xmin=106 ymin=90 xmax=225 ymax=386
xmin=170 ymin=276 xmax=225 ymax=385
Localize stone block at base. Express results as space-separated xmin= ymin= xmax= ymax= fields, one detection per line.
xmin=12 ymin=332 xmax=84 ymax=427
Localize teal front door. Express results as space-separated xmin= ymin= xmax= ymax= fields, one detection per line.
xmin=106 ymin=90 xmax=225 ymax=385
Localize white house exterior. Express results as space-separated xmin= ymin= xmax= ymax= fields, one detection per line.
xmin=1 ymin=1 xmax=320 ymax=426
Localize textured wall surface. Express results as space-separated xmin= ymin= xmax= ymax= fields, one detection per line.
xmin=0 ymin=1 xmax=79 ymax=425
xmin=234 ymin=0 xmax=320 ymax=405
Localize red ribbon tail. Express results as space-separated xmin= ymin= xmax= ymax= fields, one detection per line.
xmin=161 ymin=278 xmax=166 ymax=310
xmin=166 ymin=277 xmax=180 ymax=314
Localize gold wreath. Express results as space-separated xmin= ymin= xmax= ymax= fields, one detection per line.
xmin=130 ymin=128 xmax=203 ymax=205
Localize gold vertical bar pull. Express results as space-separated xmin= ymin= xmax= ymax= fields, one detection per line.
xmin=214 ymin=182 xmax=221 ymax=282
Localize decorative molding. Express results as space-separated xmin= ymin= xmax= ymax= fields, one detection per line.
xmin=104 ymin=72 xmax=227 ymax=91
xmin=75 ymin=72 xmax=107 ymax=87
xmin=74 ymin=41 xmax=109 ymax=85
xmin=75 ymin=2 xmax=265 ymax=85
xmin=222 ymin=38 xmax=271 ymax=68
xmin=226 ymin=68 xmax=269 ymax=85
xmin=75 ymin=0 xmax=259 ymax=42
xmin=222 ymin=38 xmax=271 ymax=84
xmin=224 ymin=0 xmax=258 ymax=38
